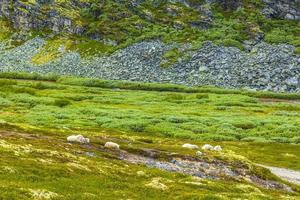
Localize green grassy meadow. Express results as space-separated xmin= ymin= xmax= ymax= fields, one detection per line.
xmin=0 ymin=73 xmax=300 ymax=199
xmin=1 ymin=75 xmax=300 ymax=143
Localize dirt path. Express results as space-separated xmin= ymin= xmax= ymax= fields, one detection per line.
xmin=260 ymin=98 xmax=300 ymax=104
xmin=259 ymin=165 xmax=300 ymax=185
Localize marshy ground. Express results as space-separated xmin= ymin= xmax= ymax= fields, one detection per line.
xmin=0 ymin=73 xmax=300 ymax=199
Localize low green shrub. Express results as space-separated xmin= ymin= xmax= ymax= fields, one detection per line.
xmin=128 ymin=123 xmax=147 ymax=132
xmin=295 ymin=47 xmax=300 ymax=55
xmin=166 ymin=116 xmax=189 ymax=124
xmin=291 ymin=137 xmax=300 ymax=144
xmin=0 ymin=97 xmax=12 ymax=106
xmin=214 ymin=106 xmax=228 ymax=111
xmin=31 ymin=82 xmax=60 ymax=90
xmin=1 ymin=72 xmax=300 ymax=101
xmin=216 ymin=102 xmax=247 ymax=107
xmin=241 ymin=137 xmax=269 ymax=143
xmin=58 ymin=77 xmax=196 ymax=93
xmin=165 ymin=94 xmax=186 ymax=101
xmin=54 ymin=99 xmax=71 ymax=107
xmin=68 ymin=95 xmax=94 ymax=101
xmin=0 ymin=72 xmax=59 ymax=81
xmin=195 ymin=93 xmax=209 ymax=99
xmin=197 ymin=134 xmax=236 ymax=141
xmin=223 ymin=38 xmax=244 ymax=50
xmin=270 ymin=137 xmax=290 ymax=143
xmin=233 ymin=122 xmax=256 ymax=130
xmin=8 ymin=86 xmax=36 ymax=95
xmin=137 ymin=138 xmax=153 ymax=144
xmin=0 ymin=79 xmax=17 ymax=86
xmin=160 ymin=48 xmax=180 ymax=68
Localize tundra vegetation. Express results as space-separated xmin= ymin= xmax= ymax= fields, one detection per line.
xmin=0 ymin=73 xmax=299 ymax=199
xmin=0 ymin=0 xmax=299 ymax=199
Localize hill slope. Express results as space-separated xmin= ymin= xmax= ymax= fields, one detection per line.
xmin=0 ymin=0 xmax=299 ymax=92
xmin=0 ymin=75 xmax=300 ymax=199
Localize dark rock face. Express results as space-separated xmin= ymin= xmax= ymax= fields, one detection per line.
xmin=0 ymin=0 xmax=85 ymax=34
xmin=210 ymin=0 xmax=243 ymax=10
xmin=208 ymin=0 xmax=300 ymax=20
xmin=262 ymin=0 xmax=300 ymax=20
xmin=0 ymin=0 xmax=298 ymax=38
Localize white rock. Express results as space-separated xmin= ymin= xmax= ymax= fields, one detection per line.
xmin=137 ymin=171 xmax=146 ymax=176
xmin=202 ymin=144 xmax=213 ymax=150
xmin=67 ymin=135 xmax=90 ymax=144
xmin=196 ymin=151 xmax=203 ymax=157
xmin=104 ymin=142 xmax=120 ymax=150
xmin=182 ymin=143 xmax=199 ymax=149
xmin=146 ymin=178 xmax=168 ymax=190
xmin=214 ymin=145 xmax=222 ymax=151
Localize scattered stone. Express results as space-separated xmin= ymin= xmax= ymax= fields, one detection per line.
xmin=0 ymin=37 xmax=299 ymax=93
xmin=261 ymin=0 xmax=300 ymax=21
xmin=202 ymin=144 xmax=213 ymax=150
xmin=146 ymin=178 xmax=168 ymax=190
xmin=182 ymin=143 xmax=199 ymax=149
xmin=1 ymin=166 xmax=16 ymax=174
xmin=104 ymin=142 xmax=120 ymax=150
xmin=67 ymin=135 xmax=90 ymax=144
xmin=85 ymin=152 xmax=96 ymax=157
xmin=29 ymin=189 xmax=59 ymax=200
xmin=122 ymin=151 xmax=292 ymax=192
xmin=137 ymin=171 xmax=146 ymax=177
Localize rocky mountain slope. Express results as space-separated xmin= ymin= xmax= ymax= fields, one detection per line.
xmin=0 ymin=0 xmax=299 ymax=92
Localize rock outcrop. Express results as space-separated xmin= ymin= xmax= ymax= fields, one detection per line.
xmin=262 ymin=0 xmax=300 ymax=20
xmin=0 ymin=0 xmax=298 ymax=37
xmin=210 ymin=0 xmax=300 ymax=20
xmin=0 ymin=0 xmax=85 ymax=34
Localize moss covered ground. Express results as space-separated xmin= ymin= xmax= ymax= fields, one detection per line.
xmin=0 ymin=74 xmax=299 ymax=199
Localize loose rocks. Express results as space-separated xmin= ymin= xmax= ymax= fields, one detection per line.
xmin=0 ymin=38 xmax=299 ymax=93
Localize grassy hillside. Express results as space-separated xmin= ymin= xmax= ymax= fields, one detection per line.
xmin=0 ymin=74 xmax=300 ymax=199
xmin=1 ymin=128 xmax=299 ymax=200
xmin=1 ymin=74 xmax=300 ymax=143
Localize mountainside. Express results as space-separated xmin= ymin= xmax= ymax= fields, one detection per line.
xmin=0 ymin=0 xmax=299 ymax=92
xmin=1 ymin=2 xmax=300 ymax=199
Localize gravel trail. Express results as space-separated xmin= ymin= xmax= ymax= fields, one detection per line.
xmin=260 ymin=165 xmax=300 ymax=185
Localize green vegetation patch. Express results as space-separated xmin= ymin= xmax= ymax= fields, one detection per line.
xmin=0 ymin=18 xmax=12 ymax=41
xmin=0 ymin=74 xmax=299 ymax=144
xmin=0 ymin=74 xmax=299 ymax=199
